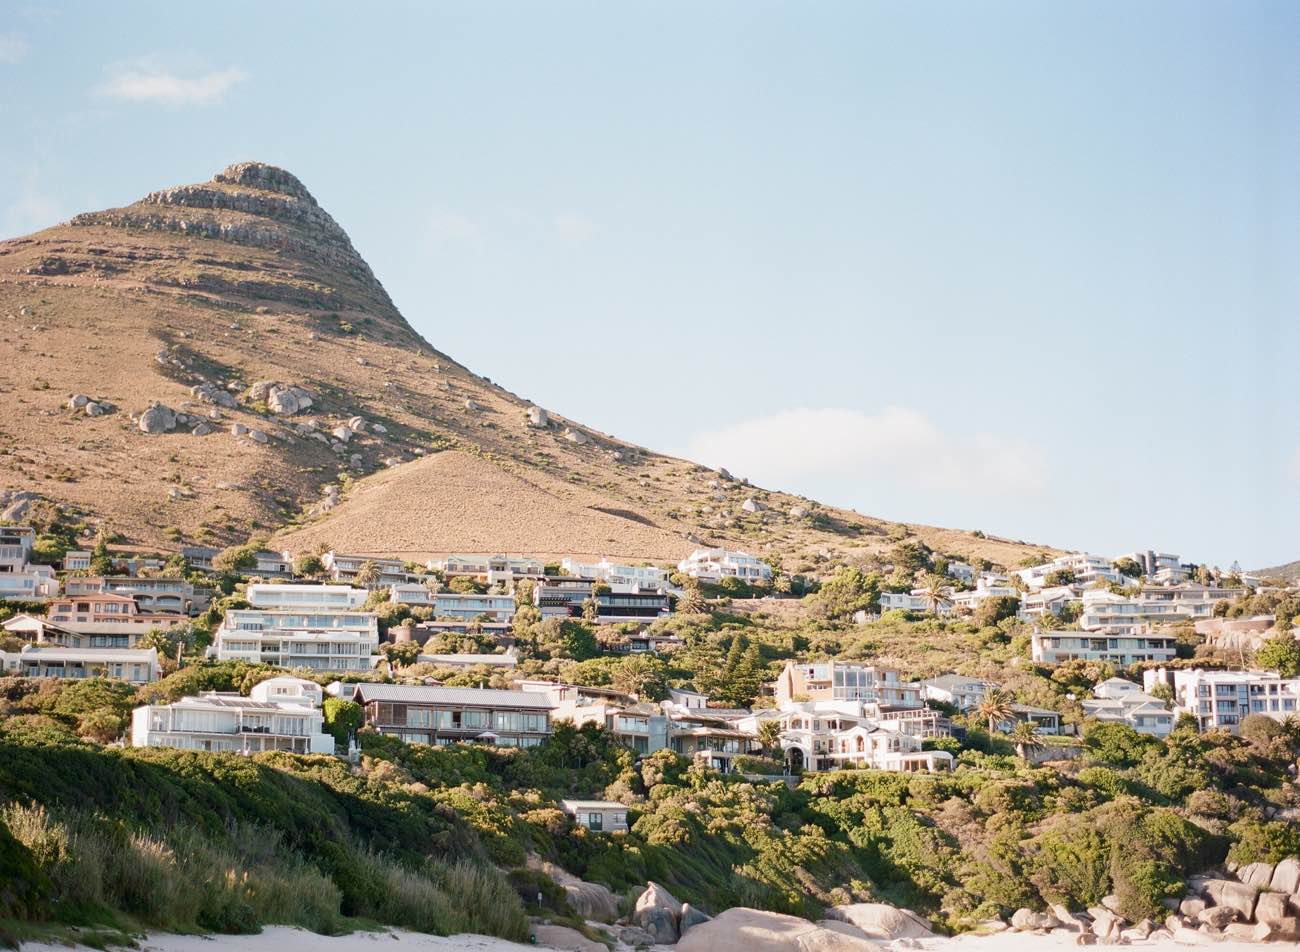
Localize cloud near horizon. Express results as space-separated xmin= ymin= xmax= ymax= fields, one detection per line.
xmin=98 ymin=60 xmax=247 ymax=105
xmin=679 ymin=406 xmax=1049 ymax=499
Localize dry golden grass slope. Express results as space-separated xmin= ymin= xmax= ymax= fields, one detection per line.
xmin=0 ymin=161 xmax=1056 ymax=569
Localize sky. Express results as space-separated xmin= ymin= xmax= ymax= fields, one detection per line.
xmin=1 ymin=1 xmax=1297 ymax=568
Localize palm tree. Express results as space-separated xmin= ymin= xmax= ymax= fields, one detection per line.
xmin=976 ymin=688 xmax=1014 ymax=736
xmin=1008 ymin=720 xmax=1044 ymax=759
xmin=353 ymin=559 xmax=381 ymax=588
xmin=922 ymin=575 xmax=950 ymax=616
xmin=756 ymin=719 xmax=783 ymax=757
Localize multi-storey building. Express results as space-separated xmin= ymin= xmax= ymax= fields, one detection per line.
xmin=1015 ymin=553 xmax=1122 ymax=591
xmin=322 ymin=552 xmax=406 ymax=588
xmin=64 ymin=576 xmax=212 ymax=615
xmin=1120 ymin=551 xmax=1188 ymax=583
xmin=0 ymin=526 xmax=59 ymax=600
xmin=1031 ymin=627 xmax=1177 ymax=666
xmin=740 ymin=701 xmax=949 ymax=773
xmin=533 ymin=578 xmax=670 ymax=625
xmin=352 ymin=684 xmax=553 ymax=748
xmin=948 ymin=574 xmax=1019 ymax=614
xmin=1146 ymin=668 xmax=1300 ymax=733
xmin=63 ymin=550 xmax=92 ymax=571
xmin=432 ymin=592 xmax=516 ymax=622
xmin=427 ymin=554 xmax=546 ymax=585
xmin=131 ymin=677 xmax=334 ymax=754
xmin=774 ymin=660 xmax=922 ymax=707
xmin=44 ymin=592 xmax=186 ymax=645
xmin=389 ymin=583 xmax=434 ymax=607
xmin=1079 ymin=585 xmax=1243 ymax=634
xmin=212 ymin=584 xmax=378 ymax=672
xmin=920 ymin=674 xmax=1000 ymax=711
xmin=676 ymin=548 xmax=771 ymax=584
xmin=1018 ymin=586 xmax=1078 ymax=619
xmin=1082 ymin=677 xmax=1174 ymax=737
xmin=560 ymin=557 xmax=669 ymax=590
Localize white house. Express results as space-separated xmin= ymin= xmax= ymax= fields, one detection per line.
xmin=920 ymin=674 xmax=1000 ymax=711
xmin=427 ymin=555 xmax=546 ymax=584
xmin=63 ymin=550 xmax=92 ymax=571
xmin=560 ymin=800 xmax=630 ymax=833
xmin=1015 ymin=553 xmax=1121 ymax=591
xmin=740 ymin=701 xmax=950 ymax=774
xmin=948 ymin=575 xmax=1018 ymax=613
xmin=212 ymin=583 xmax=378 ymax=672
xmin=1081 ymin=677 xmax=1174 ymax=737
xmin=1018 ymin=585 xmax=1078 ymax=619
xmin=561 ymin=557 xmax=669 ymax=590
xmin=250 ymin=675 xmax=325 ymax=706
xmin=1145 ymin=667 xmax=1300 ymax=733
xmin=676 ymin=548 xmax=771 ymax=584
xmin=416 ymin=648 xmax=518 ymax=670
xmin=322 ymin=552 xmax=406 ymax=588
xmin=0 ymin=527 xmax=59 ymax=600
xmin=2 ymin=645 xmax=160 ymax=683
xmin=131 ymin=684 xmax=334 ymax=755
xmin=880 ymin=589 xmax=954 ymax=615
xmin=946 ymin=561 xmax=975 ymax=582
xmin=668 ymin=686 xmax=709 ymax=709
xmin=389 ymin=583 xmax=434 ymax=607
xmin=1079 ymin=585 xmax=1243 ymax=634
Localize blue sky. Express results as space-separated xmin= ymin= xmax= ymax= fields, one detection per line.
xmin=2 ymin=2 xmax=1297 ymax=568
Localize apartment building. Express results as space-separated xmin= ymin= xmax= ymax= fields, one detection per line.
xmin=740 ymin=701 xmax=948 ymax=773
xmin=65 ymin=576 xmax=212 ymax=615
xmin=428 ymin=554 xmax=546 ymax=585
xmin=1015 ymin=553 xmax=1121 ymax=590
xmin=774 ymin=660 xmax=923 ymax=708
xmin=1120 ymin=551 xmax=1188 ymax=583
xmin=1031 ymin=627 xmax=1177 ymax=666
xmin=389 ymin=583 xmax=434 ymax=607
xmin=212 ymin=583 xmax=378 ymax=672
xmin=1081 ymin=677 xmax=1174 ymax=737
xmin=1146 ymin=668 xmax=1300 ymax=733
xmin=533 ymin=578 xmax=670 ymax=625
xmin=2 ymin=645 xmax=160 ymax=683
xmin=676 ymin=548 xmax=771 ymax=584
xmin=131 ymin=677 xmax=334 ymax=754
xmin=44 ymin=592 xmax=186 ymax=644
xmin=1079 ymin=585 xmax=1243 ymax=634
xmin=181 ymin=545 xmax=220 ymax=572
xmin=528 ymin=680 xmax=670 ymax=755
xmin=432 ymin=592 xmax=516 ymax=623
xmin=352 ymin=683 xmax=553 ymax=748
xmin=322 ymin=552 xmax=407 ymax=588
xmin=948 ymin=575 xmax=1018 ymax=613
xmin=560 ymin=557 xmax=669 ymax=590
xmin=0 ymin=526 xmax=59 ymax=600
xmin=1018 ymin=586 xmax=1077 ymax=619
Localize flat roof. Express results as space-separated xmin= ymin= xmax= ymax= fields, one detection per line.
xmin=561 ymin=800 xmax=629 ymax=810
xmin=352 ymin=683 xmax=554 ymax=709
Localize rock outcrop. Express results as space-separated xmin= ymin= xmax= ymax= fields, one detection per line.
xmin=824 ymin=903 xmax=934 ymax=940
xmin=633 ymin=881 xmax=683 ymax=944
xmin=677 ymin=907 xmax=880 ymax=952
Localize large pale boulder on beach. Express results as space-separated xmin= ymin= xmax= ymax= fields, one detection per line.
xmin=676 ymin=908 xmax=880 ymax=952
xmin=633 ymin=881 xmax=683 ymax=943
xmin=1237 ymin=861 xmax=1275 ymax=889
xmin=1010 ymin=908 xmax=1060 ymax=931
xmin=530 ymin=922 xmax=607 ymax=952
xmin=1200 ymin=877 xmax=1258 ymax=920
xmin=1271 ymin=858 xmax=1300 ymax=894
xmin=824 ymin=903 xmax=934 ymax=940
xmin=1255 ymin=890 xmax=1289 ymax=925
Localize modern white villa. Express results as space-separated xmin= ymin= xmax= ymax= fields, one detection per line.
xmin=1145 ymin=667 xmax=1300 ymax=733
xmin=0 ymin=645 xmax=160 ymax=683
xmin=920 ymin=674 xmax=1000 ymax=711
xmin=427 ymin=554 xmax=546 ymax=584
xmin=675 ymin=548 xmax=771 ymax=584
xmin=131 ymin=676 xmax=335 ymax=754
xmin=1078 ymin=585 xmax=1243 ymax=634
xmin=774 ymin=660 xmax=923 ymax=708
xmin=560 ymin=800 xmax=630 ymax=833
xmin=322 ymin=551 xmax=407 ymax=588
xmin=740 ymin=700 xmax=951 ymax=773
xmin=560 ymin=557 xmax=669 ymax=590
xmin=0 ymin=526 xmax=59 ymax=601
xmin=211 ymin=583 xmax=379 ymax=672
xmin=1031 ymin=627 xmax=1177 ymax=666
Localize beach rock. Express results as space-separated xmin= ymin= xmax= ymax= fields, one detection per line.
xmin=817 ymin=919 xmax=874 ymax=940
xmin=680 ymin=903 xmax=712 ymax=936
xmin=676 ymin=908 xmax=879 ymax=952
xmin=1180 ymin=898 xmax=1207 ymax=917
xmin=1200 ymin=878 xmax=1257 ymax=920
xmin=825 ymin=903 xmax=934 ymax=940
xmin=1238 ymin=862 xmax=1275 ymax=890
xmin=1255 ymin=916 xmax=1299 ymax=940
xmin=1165 ymin=914 xmax=1186 ymax=932
xmin=1222 ymin=922 xmax=1256 ymax=940
xmin=1124 ymin=918 xmax=1155 ymax=940
xmin=1048 ymin=905 xmax=1088 ymax=932
xmin=1170 ymin=925 xmax=1214 ymax=945
xmin=529 ymin=923 xmax=606 ymax=952
xmin=1086 ymin=908 xmax=1123 ymax=942
xmin=1011 ymin=908 xmax=1060 ymax=931
xmin=1254 ymin=891 xmax=1289 ymax=923
xmin=1073 ymin=933 xmax=1096 ymax=946
xmin=1099 ymin=894 xmax=1123 ymax=915
xmin=633 ymin=881 xmax=682 ymax=943
xmin=562 ymin=881 xmax=617 ymax=923
xmin=1271 ymin=858 xmax=1300 ymax=894
xmin=1195 ymin=906 xmax=1237 ymax=929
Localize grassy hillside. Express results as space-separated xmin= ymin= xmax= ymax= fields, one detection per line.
xmin=0 ymin=161 xmax=1054 ymax=570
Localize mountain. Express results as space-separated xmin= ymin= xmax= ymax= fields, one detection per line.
xmin=0 ymin=161 xmax=1052 ymax=568
xmin=1254 ymin=560 xmax=1300 ymax=583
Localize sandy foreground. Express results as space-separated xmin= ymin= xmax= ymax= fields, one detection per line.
xmin=17 ymin=924 xmax=1288 ymax=952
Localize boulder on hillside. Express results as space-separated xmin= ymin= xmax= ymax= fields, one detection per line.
xmin=347 ymin=415 xmax=367 ymax=433
xmin=527 ymin=405 xmax=549 ymax=428
xmin=824 ymin=903 xmax=934 ymax=940
xmin=68 ymin=394 xmax=89 ymax=409
xmin=1195 ymin=906 xmax=1237 ymax=929
xmin=331 ymin=425 xmax=353 ymax=443
xmin=1271 ymin=858 xmax=1300 ymax=894
xmin=138 ymin=403 xmax=176 ymax=434
xmin=742 ymin=498 xmax=764 ymax=513
xmin=564 ymin=427 xmax=589 ymax=445
xmin=677 ymin=908 xmax=879 ymax=952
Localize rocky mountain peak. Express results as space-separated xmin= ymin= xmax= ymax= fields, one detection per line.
xmin=212 ymin=161 xmax=316 ymax=202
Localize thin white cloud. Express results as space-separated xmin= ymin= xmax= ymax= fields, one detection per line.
xmin=679 ymin=406 xmax=1049 ymax=498
xmin=98 ymin=60 xmax=247 ymax=106
xmin=424 ymin=209 xmax=487 ymax=250
xmin=554 ymin=212 xmax=597 ymax=243
xmin=0 ymin=34 xmax=28 ymax=64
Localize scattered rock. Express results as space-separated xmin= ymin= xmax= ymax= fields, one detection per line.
xmin=85 ymin=401 xmax=107 ymax=417
xmin=191 ymin=423 xmax=212 ymax=436
xmin=331 ymin=425 xmax=353 ymax=443
xmin=137 ymin=403 xmax=176 ymax=434
xmin=1238 ymin=862 xmax=1275 ymax=890
xmin=1195 ymin=906 xmax=1237 ymax=929
xmin=1180 ymin=898 xmax=1207 ymax=917
xmin=1086 ymin=908 xmax=1123 ymax=943
xmin=1199 ymin=878 xmax=1257 ymax=920
xmin=563 ymin=427 xmax=589 ymax=445
xmin=370 ymin=422 xmax=387 ymax=434
xmin=1271 ymin=858 xmax=1300 ymax=894
xmin=68 ymin=394 xmax=89 ymax=409
xmin=231 ymin=423 xmax=249 ymax=437
xmin=249 ymin=429 xmax=269 ymax=444
xmin=741 ymin=497 xmax=764 ymax=513
xmin=528 ymin=923 xmax=605 ymax=952
xmin=1011 ymin=908 xmax=1060 ymax=932
xmin=527 ymin=405 xmax=549 ymax=428
xmin=790 ymin=506 xmax=807 ymax=518
xmin=192 ymin=383 xmax=238 ymax=408
xmin=347 ymin=416 xmax=367 ymax=433
xmin=464 ymin=399 xmax=481 ymax=412
xmin=355 ymin=357 xmax=368 ymax=366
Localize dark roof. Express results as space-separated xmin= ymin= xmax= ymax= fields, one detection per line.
xmin=352 ymin=683 xmax=554 ymax=709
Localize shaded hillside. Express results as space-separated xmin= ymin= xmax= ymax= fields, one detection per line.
xmin=0 ymin=161 xmax=1051 ymax=569
xmin=1255 ymin=560 xmax=1300 ymax=583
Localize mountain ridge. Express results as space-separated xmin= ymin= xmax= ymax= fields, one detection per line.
xmin=0 ymin=161 xmax=1054 ymax=570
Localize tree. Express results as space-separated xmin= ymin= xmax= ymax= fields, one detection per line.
xmin=921 ymin=575 xmax=950 ymax=616
xmin=448 ymin=575 xmax=484 ymax=595
xmin=1256 ymin=637 xmax=1300 ymax=679
xmin=889 ymin=541 xmax=931 ymax=575
xmin=756 ymin=719 xmax=783 ymax=756
xmin=976 ymin=688 xmax=1014 ymax=735
xmin=609 ymin=654 xmax=669 ymax=700
xmin=675 ymin=579 xmax=707 ymax=615
xmin=322 ymin=698 xmax=363 ymax=748
xmin=581 ymin=596 xmax=600 ymax=623
xmin=974 ymin=595 xmax=1021 ymax=628
xmin=294 ymin=553 xmax=325 ymax=577
xmin=1045 ymin=569 xmax=1076 ymax=587
xmin=382 ymin=641 xmax=422 ymax=668
xmin=1114 ymin=557 xmax=1143 ymax=578
xmin=353 ymin=560 xmax=381 ymax=588
xmin=213 ymin=540 xmax=261 ymax=574
xmin=813 ymin=566 xmax=881 ymax=619
xmin=1008 ymin=720 xmax=1044 ymax=759
xmin=89 ymin=537 xmax=113 ymax=575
